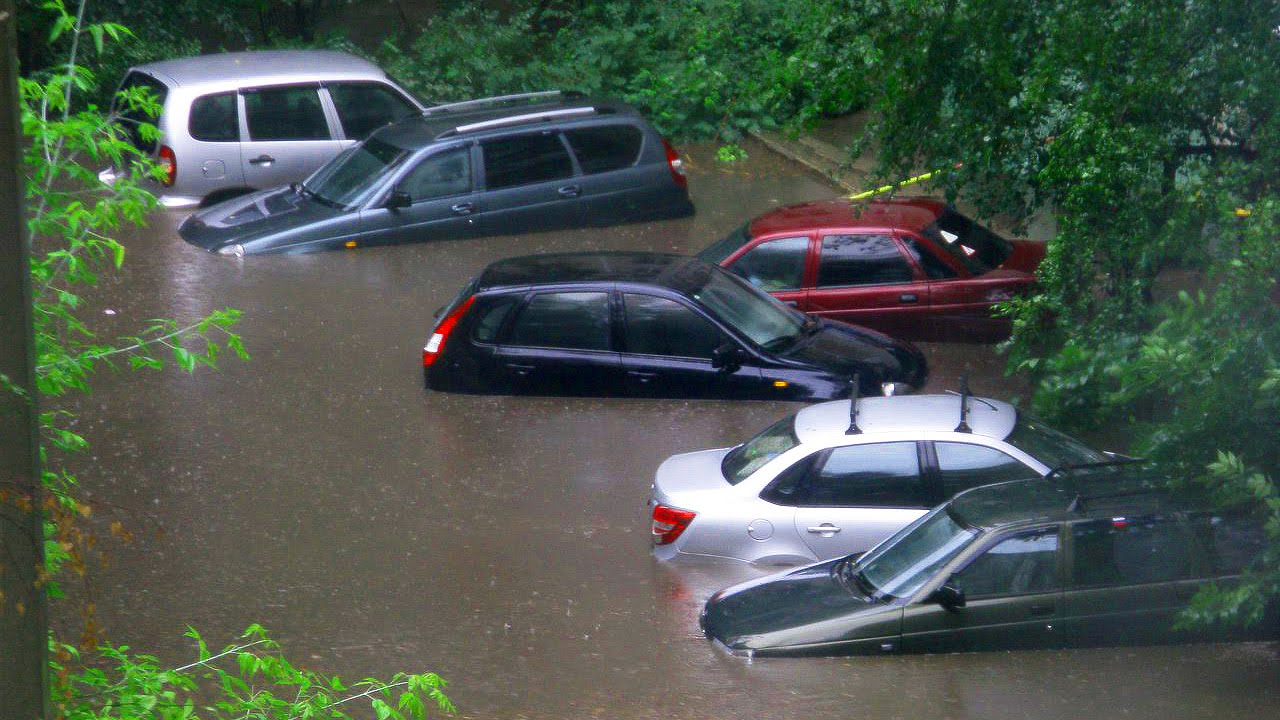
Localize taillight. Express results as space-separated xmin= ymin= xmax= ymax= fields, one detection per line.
xmin=651 ymin=504 xmax=696 ymax=545
xmin=158 ymin=144 xmax=176 ymax=187
xmin=422 ymin=295 xmax=475 ymax=368
xmin=661 ymin=137 xmax=687 ymax=188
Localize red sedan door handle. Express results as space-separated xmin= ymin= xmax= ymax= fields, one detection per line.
xmin=899 ymin=293 xmax=919 ymax=304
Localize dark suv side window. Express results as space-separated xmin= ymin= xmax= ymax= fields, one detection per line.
xmin=564 ymin=125 xmax=642 ymax=174
xmin=800 ymin=442 xmax=924 ymax=507
xmin=955 ymin=528 xmax=1060 ymax=598
xmin=1072 ymin=516 xmax=1193 ymax=587
xmin=1188 ymin=513 xmax=1267 ymax=575
xmin=244 ymin=86 xmax=330 ymax=141
xmin=622 ymin=294 xmax=722 ymax=359
xmin=507 ymin=292 xmax=611 ymax=351
xmin=481 ymin=134 xmax=574 ymax=189
xmin=189 ymin=92 xmax=239 ymax=143
xmin=400 ymin=146 xmax=472 ymax=202
xmin=328 ymin=82 xmax=419 ymax=140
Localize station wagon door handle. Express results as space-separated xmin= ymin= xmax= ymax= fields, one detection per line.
xmin=506 ymin=363 xmax=536 ymax=376
xmin=450 ymin=202 xmax=474 ymax=216
xmin=248 ymin=154 xmax=275 ymax=166
xmin=558 ymin=185 xmax=582 ymax=198
xmin=806 ymin=524 xmax=841 ymax=535
xmin=899 ymin=293 xmax=919 ymax=304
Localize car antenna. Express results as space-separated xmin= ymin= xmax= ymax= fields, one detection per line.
xmin=846 ymin=374 xmax=862 ymax=435
xmin=954 ymin=375 xmax=972 ymax=433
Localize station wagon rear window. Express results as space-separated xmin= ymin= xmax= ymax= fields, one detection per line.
xmin=564 ymin=125 xmax=642 ymax=174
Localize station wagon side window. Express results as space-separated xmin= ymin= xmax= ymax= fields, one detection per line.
xmin=243 ymin=86 xmax=331 ymax=141
xmin=1071 ymin=516 xmax=1193 ymax=587
xmin=327 ymin=82 xmax=419 ymax=141
xmin=563 ymin=125 xmax=643 ymax=174
xmin=900 ymin=235 xmax=958 ymax=280
xmin=933 ymin=442 xmax=1039 ymax=497
xmin=481 ymin=133 xmax=574 ymax=189
xmin=816 ymin=234 xmax=914 ymax=288
xmin=621 ymin=293 xmax=723 ymax=359
xmin=400 ymin=146 xmax=472 ymax=202
xmin=188 ymin=92 xmax=239 ymax=143
xmin=799 ymin=442 xmax=925 ymax=507
xmin=953 ymin=528 xmax=1060 ymax=598
xmin=725 ymin=237 xmax=808 ymax=291
xmin=506 ymin=291 xmax=611 ymax=351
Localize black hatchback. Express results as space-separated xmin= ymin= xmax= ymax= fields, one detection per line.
xmin=422 ymin=252 xmax=927 ymax=399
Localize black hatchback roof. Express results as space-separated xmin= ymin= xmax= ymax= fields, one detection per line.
xmin=477 ymin=252 xmax=715 ymax=293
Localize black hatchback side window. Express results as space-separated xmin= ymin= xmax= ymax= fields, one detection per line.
xmin=564 ymin=125 xmax=642 ymax=174
xmin=481 ymin=133 xmax=574 ymax=189
xmin=507 ymin=292 xmax=611 ymax=351
xmin=621 ymin=293 xmax=722 ymax=359
xmin=189 ymin=92 xmax=239 ymax=143
xmin=1071 ymin=516 xmax=1193 ymax=587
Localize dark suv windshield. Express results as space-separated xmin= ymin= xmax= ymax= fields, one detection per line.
xmin=690 ymin=267 xmax=806 ymax=349
xmin=305 ymin=137 xmax=410 ymax=207
xmin=853 ymin=506 xmax=978 ymax=600
xmin=919 ymin=208 xmax=1013 ymax=275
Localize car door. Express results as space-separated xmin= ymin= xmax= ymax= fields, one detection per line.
xmin=491 ymin=290 xmax=622 ymax=395
xmin=617 ymin=292 xmax=764 ymax=398
xmin=805 ymin=233 xmax=932 ymax=337
xmin=900 ymin=230 xmax=1005 ymax=340
xmin=357 ymin=144 xmax=481 ymax=246
xmin=720 ymin=236 xmax=811 ymax=310
xmin=473 ymin=131 xmax=583 ymax=234
xmin=182 ymin=91 xmax=245 ymax=200
xmin=791 ymin=441 xmax=931 ymax=559
xmin=239 ymin=84 xmax=344 ymax=190
xmin=900 ymin=526 xmax=1064 ymax=653
xmin=561 ymin=124 xmax=654 ymax=225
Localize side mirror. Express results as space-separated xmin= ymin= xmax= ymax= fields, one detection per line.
xmin=710 ymin=342 xmax=744 ymax=372
xmin=931 ymin=582 xmax=966 ymax=611
xmin=384 ymin=190 xmax=411 ymax=210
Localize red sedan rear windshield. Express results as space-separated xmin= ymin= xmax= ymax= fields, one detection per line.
xmin=920 ymin=208 xmax=1013 ymax=275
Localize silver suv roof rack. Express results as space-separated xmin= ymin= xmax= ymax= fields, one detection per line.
xmin=424 ymin=90 xmax=583 ymax=116
xmin=440 ymin=107 xmax=597 ymax=138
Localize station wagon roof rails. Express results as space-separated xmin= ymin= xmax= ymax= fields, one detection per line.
xmin=423 ymin=90 xmax=586 ymax=116
xmin=846 ymin=374 xmax=862 ymax=435
xmin=438 ymin=107 xmax=599 ymax=138
xmin=945 ymin=376 xmax=995 ymax=433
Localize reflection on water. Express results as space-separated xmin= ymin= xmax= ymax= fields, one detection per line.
xmin=61 ymin=143 xmax=1278 ymax=720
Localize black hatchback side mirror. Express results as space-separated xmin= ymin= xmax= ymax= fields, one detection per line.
xmin=385 ymin=190 xmax=412 ymax=210
xmin=711 ymin=342 xmax=744 ymax=372
xmin=931 ymin=582 xmax=966 ymax=611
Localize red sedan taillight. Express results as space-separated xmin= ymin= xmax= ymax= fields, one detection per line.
xmin=422 ymin=295 xmax=475 ymax=368
xmin=651 ymin=504 xmax=696 ymax=545
xmin=158 ymin=144 xmax=177 ymax=186
xmin=661 ymin=137 xmax=687 ymax=188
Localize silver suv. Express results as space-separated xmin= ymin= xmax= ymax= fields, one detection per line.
xmin=103 ymin=50 xmax=425 ymax=208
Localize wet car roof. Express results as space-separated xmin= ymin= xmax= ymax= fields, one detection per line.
xmin=749 ymin=197 xmax=946 ymax=237
xmin=477 ymin=252 xmax=714 ymax=292
xmin=948 ymin=469 xmax=1182 ymax=531
xmin=793 ymin=395 xmax=1016 ymax=444
xmin=135 ymin=50 xmax=388 ymax=88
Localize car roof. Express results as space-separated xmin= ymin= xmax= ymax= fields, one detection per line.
xmin=947 ymin=469 xmax=1186 ymax=531
xmin=377 ymin=95 xmax=639 ymax=146
xmin=793 ymin=394 xmax=1017 ymax=445
xmin=476 ymin=252 xmax=712 ymax=293
xmin=749 ymin=197 xmax=946 ymax=237
xmin=133 ymin=50 xmax=388 ymax=89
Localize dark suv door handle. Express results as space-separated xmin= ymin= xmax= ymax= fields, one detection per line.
xmin=248 ymin=154 xmax=275 ymax=165
xmin=450 ymin=202 xmax=474 ymax=215
xmin=558 ymin=185 xmax=582 ymax=198
xmin=506 ymin=363 xmax=535 ymax=377
xmin=899 ymin=293 xmax=918 ymax=304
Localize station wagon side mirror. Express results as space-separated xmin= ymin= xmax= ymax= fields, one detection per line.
xmin=931 ymin=582 xmax=966 ymax=611
xmin=384 ymin=190 xmax=412 ymax=210
xmin=711 ymin=342 xmax=745 ymax=372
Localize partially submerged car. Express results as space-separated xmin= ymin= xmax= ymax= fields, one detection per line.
xmin=701 ymin=468 xmax=1273 ymax=656
xmin=651 ymin=391 xmax=1109 ymax=565
xmin=698 ymin=198 xmax=1046 ymax=341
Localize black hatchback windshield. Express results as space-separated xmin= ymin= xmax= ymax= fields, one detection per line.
xmin=305 ymin=137 xmax=410 ymax=208
xmin=690 ymin=268 xmax=806 ymax=350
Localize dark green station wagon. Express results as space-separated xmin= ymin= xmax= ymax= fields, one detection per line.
xmin=701 ymin=468 xmax=1273 ymax=656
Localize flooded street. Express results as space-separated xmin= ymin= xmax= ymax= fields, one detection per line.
xmin=61 ymin=143 xmax=1277 ymax=719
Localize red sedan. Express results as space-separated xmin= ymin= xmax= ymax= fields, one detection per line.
xmin=697 ymin=198 xmax=1046 ymax=342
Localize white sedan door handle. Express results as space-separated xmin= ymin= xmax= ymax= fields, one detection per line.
xmin=807 ymin=523 xmax=841 ymax=534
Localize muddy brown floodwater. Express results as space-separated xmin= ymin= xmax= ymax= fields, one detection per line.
xmin=61 ymin=142 xmax=1277 ymax=720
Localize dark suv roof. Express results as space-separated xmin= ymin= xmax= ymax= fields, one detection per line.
xmin=949 ymin=468 xmax=1186 ymax=531
xmin=379 ymin=94 xmax=639 ymax=148
xmin=477 ymin=252 xmax=712 ymax=293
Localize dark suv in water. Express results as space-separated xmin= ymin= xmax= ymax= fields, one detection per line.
xmin=702 ymin=468 xmax=1274 ymax=656
xmin=422 ymin=252 xmax=927 ymax=399
xmin=180 ymin=91 xmax=694 ymax=255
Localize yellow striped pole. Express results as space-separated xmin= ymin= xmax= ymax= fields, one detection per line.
xmin=847 ymin=163 xmax=963 ymax=200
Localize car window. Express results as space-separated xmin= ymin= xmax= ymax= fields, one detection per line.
xmin=923 ymin=207 xmax=1013 ymax=273
xmin=305 ymin=137 xmax=409 ymax=208
xmin=727 ymin=237 xmax=808 ymax=291
xmin=801 ymin=442 xmax=924 ymax=507
xmin=721 ymin=414 xmax=800 ymax=486
xmin=1071 ymin=516 xmax=1193 ymax=587
xmin=688 ymin=267 xmax=806 ymax=350
xmin=244 ymin=86 xmax=330 ymax=141
xmin=564 ymin=125 xmax=642 ymax=174
xmin=816 ymin=234 xmax=914 ymax=288
xmin=901 ymin=235 xmax=958 ymax=280
xmin=481 ymin=133 xmax=574 ymax=189
xmin=507 ymin=292 xmax=611 ymax=351
xmin=954 ymin=528 xmax=1060 ymax=598
xmin=622 ymin=293 xmax=722 ymax=359
xmin=1190 ymin=513 xmax=1267 ymax=576
xmin=328 ymin=82 xmax=419 ymax=140
xmin=698 ymin=223 xmax=752 ymax=265
xmin=472 ymin=297 xmax=517 ymax=343
xmin=113 ymin=71 xmax=168 ymax=151
xmin=857 ymin=505 xmax=978 ymax=600
xmin=400 ymin=146 xmax=472 ymax=202
xmin=1004 ymin=414 xmax=1107 ymax=470
xmin=188 ymin=92 xmax=238 ymax=143
xmin=934 ymin=442 xmax=1038 ymax=497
